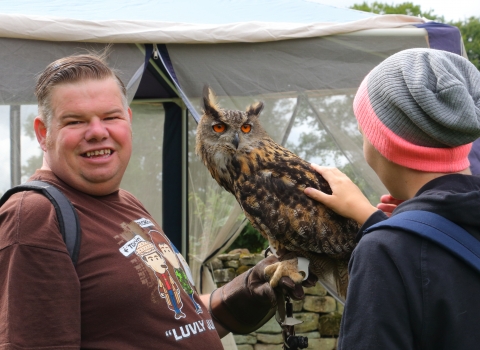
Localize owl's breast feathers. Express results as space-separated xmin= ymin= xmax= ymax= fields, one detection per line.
xmin=227 ymin=138 xmax=358 ymax=260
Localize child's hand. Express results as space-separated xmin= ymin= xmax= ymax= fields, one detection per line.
xmin=377 ymin=194 xmax=405 ymax=217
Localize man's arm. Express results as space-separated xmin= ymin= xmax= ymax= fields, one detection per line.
xmin=198 ymin=255 xmax=316 ymax=338
xmin=0 ymin=192 xmax=81 ymax=349
xmin=199 ymin=294 xmax=230 ymax=338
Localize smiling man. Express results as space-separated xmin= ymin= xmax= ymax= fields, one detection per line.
xmin=0 ymin=54 xmax=310 ymax=350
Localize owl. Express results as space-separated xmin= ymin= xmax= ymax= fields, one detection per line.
xmin=195 ymin=86 xmax=360 ymax=299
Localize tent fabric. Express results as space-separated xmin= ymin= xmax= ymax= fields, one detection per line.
xmin=162 ymin=102 xmax=183 ymax=251
xmin=0 ymin=0 xmax=429 ymax=44
xmin=0 ymin=39 xmax=145 ymax=105
xmin=414 ymin=22 xmax=463 ymax=56
xmin=0 ymin=13 xmax=427 ymax=44
xmin=0 ymin=0 xmax=375 ymax=23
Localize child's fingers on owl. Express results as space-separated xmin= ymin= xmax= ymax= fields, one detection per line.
xmin=305 ymin=164 xmax=376 ymax=225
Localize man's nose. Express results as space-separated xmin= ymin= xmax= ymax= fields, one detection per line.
xmin=85 ymin=118 xmax=109 ymax=141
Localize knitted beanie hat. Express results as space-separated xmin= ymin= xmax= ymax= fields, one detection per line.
xmin=354 ymin=48 xmax=480 ymax=172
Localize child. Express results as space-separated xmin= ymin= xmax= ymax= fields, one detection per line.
xmin=305 ymin=48 xmax=480 ymax=350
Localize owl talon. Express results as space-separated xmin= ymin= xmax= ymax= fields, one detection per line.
xmin=264 ymin=258 xmax=304 ymax=288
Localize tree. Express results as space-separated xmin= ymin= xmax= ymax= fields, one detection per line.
xmin=351 ymin=2 xmax=443 ymax=21
xmin=451 ymin=17 xmax=480 ymax=69
xmin=351 ymin=2 xmax=480 ymax=70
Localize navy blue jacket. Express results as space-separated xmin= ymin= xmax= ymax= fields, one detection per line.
xmin=338 ymin=174 xmax=480 ymax=350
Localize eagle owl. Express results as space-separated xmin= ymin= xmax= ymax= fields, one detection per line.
xmin=196 ymin=86 xmax=359 ymax=299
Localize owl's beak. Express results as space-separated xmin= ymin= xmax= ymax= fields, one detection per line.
xmin=232 ymin=132 xmax=240 ymax=149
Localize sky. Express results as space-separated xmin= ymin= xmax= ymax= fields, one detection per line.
xmin=315 ymin=0 xmax=480 ymax=23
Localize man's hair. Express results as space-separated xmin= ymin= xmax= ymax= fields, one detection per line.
xmin=35 ymin=53 xmax=128 ymax=129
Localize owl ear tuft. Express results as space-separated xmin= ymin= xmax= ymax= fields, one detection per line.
xmin=246 ymin=101 xmax=264 ymax=117
xmin=203 ymin=85 xmax=222 ymax=120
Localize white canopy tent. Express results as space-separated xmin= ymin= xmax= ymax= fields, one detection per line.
xmin=0 ymin=1 xmax=464 ymax=347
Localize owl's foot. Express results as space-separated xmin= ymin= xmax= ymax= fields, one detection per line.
xmin=264 ymin=258 xmax=304 ymax=288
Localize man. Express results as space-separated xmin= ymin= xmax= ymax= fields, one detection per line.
xmin=304 ymin=48 xmax=480 ymax=349
xmin=0 ymin=54 xmax=309 ymax=349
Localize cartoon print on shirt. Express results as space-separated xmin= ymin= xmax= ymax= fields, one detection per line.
xmin=173 ymin=245 xmax=196 ymax=289
xmin=135 ymin=241 xmax=186 ymax=320
xmin=147 ymin=229 xmax=202 ymax=313
xmin=157 ymin=242 xmax=203 ymax=314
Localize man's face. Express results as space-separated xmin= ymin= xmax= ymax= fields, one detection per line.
xmin=35 ymin=78 xmax=133 ymax=196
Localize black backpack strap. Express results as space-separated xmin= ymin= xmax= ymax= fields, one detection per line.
xmin=0 ymin=180 xmax=81 ymax=266
xmin=365 ymin=210 xmax=480 ymax=274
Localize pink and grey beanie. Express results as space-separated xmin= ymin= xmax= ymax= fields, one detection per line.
xmin=354 ymin=48 xmax=480 ymax=172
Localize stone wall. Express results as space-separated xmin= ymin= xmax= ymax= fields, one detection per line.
xmin=210 ymin=249 xmax=343 ymax=350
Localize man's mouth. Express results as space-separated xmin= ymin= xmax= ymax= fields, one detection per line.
xmin=82 ymin=149 xmax=112 ymax=158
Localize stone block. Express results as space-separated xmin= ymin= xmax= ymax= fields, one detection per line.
xmin=318 ymin=312 xmax=342 ymax=336
xmin=291 ymin=312 xmax=319 ymax=333
xmin=208 ymin=258 xmax=223 ymax=270
xmin=236 ymin=265 xmax=251 ymax=275
xmin=292 ymin=299 xmax=304 ymax=312
xmin=234 ymin=334 xmax=257 ymax=345
xmin=240 ymin=254 xmax=263 ymax=266
xmin=306 ymin=337 xmax=337 ymax=350
xmin=256 ymin=316 xmax=282 ymax=334
xmin=217 ymin=253 xmax=240 ymax=261
xmin=303 ymin=283 xmax=327 ymax=296
xmin=224 ymin=260 xmax=240 ymax=268
xmin=254 ymin=344 xmax=283 ymax=350
xmin=303 ymin=296 xmax=336 ymax=313
xmin=296 ymin=331 xmax=320 ymax=340
xmin=336 ymin=301 xmax=344 ymax=314
xmin=237 ymin=345 xmax=254 ymax=350
xmin=213 ymin=268 xmax=236 ymax=283
xmin=229 ymin=248 xmax=250 ymax=255
xmin=257 ymin=333 xmax=283 ymax=344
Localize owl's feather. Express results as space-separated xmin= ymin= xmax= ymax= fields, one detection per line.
xmin=196 ymin=86 xmax=359 ymax=299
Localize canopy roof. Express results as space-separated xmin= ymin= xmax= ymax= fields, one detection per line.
xmin=0 ymin=0 xmax=427 ymax=43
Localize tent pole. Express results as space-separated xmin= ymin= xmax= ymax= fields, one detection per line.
xmin=181 ymin=103 xmax=188 ymax=258
xmin=134 ymin=43 xmax=180 ymax=96
xmin=10 ymin=105 xmax=21 ymax=187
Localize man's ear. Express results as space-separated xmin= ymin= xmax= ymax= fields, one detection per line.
xmin=127 ymin=107 xmax=133 ymax=123
xmin=34 ymin=116 xmax=48 ymax=152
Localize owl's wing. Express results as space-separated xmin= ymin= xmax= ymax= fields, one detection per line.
xmin=233 ymin=143 xmax=357 ymax=300
xmin=235 ymin=149 xmax=357 ymax=257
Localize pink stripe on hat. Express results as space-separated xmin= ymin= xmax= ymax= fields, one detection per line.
xmin=354 ymin=76 xmax=472 ymax=172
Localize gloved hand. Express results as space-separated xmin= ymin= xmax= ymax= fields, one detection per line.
xmin=208 ymin=254 xmax=318 ymax=334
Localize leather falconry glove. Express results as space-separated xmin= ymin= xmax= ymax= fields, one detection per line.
xmin=208 ymin=254 xmax=318 ymax=334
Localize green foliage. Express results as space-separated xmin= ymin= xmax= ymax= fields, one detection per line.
xmin=351 ymin=2 xmax=480 ymax=70
xmin=351 ymin=1 xmax=443 ymax=20
xmin=228 ymin=221 xmax=268 ymax=254
xmin=351 ymin=1 xmax=443 ymax=21
xmin=451 ymin=17 xmax=480 ymax=69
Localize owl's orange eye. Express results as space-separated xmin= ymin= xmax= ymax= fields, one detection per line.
xmin=241 ymin=124 xmax=252 ymax=133
xmin=212 ymin=124 xmax=226 ymax=133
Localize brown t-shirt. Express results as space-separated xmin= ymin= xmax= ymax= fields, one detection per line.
xmin=0 ymin=170 xmax=223 ymax=350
